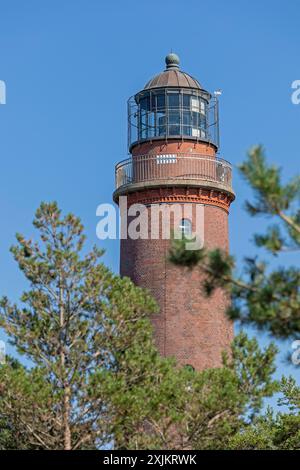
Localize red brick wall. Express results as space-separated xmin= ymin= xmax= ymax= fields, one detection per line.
xmin=132 ymin=139 xmax=216 ymax=157
xmin=120 ymin=200 xmax=233 ymax=370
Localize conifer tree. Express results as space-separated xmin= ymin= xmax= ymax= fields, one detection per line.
xmin=0 ymin=201 xmax=280 ymax=450
xmin=0 ymin=202 xmax=159 ymax=449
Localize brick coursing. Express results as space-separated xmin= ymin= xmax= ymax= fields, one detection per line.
xmin=120 ymin=202 xmax=233 ymax=370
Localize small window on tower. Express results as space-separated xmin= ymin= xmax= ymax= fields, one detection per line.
xmin=179 ymin=219 xmax=192 ymax=238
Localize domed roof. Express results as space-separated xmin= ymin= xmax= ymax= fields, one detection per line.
xmin=143 ymin=53 xmax=202 ymax=90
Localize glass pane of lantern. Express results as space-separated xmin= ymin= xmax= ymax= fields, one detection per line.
xmin=168 ymin=111 xmax=180 ymax=135
xmin=200 ymin=100 xmax=206 ymax=114
xmin=156 ymin=93 xmax=165 ymax=110
xmin=140 ymin=96 xmax=149 ymax=111
xmin=183 ymin=94 xmax=190 ymax=109
xmin=158 ymin=115 xmax=166 ymax=136
xmin=183 ymin=111 xmax=191 ymax=126
xmin=191 ymin=97 xmax=200 ymax=112
xmin=192 ymin=111 xmax=199 ymax=128
xmin=168 ymin=93 xmax=180 ymax=109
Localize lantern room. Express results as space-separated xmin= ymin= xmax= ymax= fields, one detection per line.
xmin=128 ymin=53 xmax=219 ymax=152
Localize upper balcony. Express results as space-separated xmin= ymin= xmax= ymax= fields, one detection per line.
xmin=113 ymin=153 xmax=234 ymax=200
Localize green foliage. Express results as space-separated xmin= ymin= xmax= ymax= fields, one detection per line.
xmin=227 ymin=333 xmax=279 ymax=417
xmin=254 ymin=225 xmax=285 ymax=254
xmin=179 ymin=333 xmax=278 ymax=450
xmin=0 ymin=306 xmax=279 ymax=449
xmin=0 ymin=202 xmax=159 ymax=449
xmin=168 ymin=235 xmax=205 ymax=268
xmin=279 ymin=376 xmax=300 ymax=411
xmin=240 ymin=146 xmax=300 ymax=218
xmin=0 ymin=358 xmax=54 ymax=449
xmin=0 ymin=202 xmax=282 ymax=450
xmin=228 ymin=379 xmax=300 ymax=450
xmin=109 ymin=332 xmax=278 ymax=450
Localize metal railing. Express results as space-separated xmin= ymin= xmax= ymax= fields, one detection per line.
xmin=115 ymin=153 xmax=232 ymax=192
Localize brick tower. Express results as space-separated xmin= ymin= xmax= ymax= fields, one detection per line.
xmin=113 ymin=54 xmax=235 ymax=370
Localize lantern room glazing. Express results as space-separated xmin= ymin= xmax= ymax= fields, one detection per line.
xmin=128 ymin=54 xmax=220 ymax=151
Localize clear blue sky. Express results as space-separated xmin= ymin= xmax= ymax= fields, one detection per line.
xmin=0 ymin=0 xmax=299 ymax=402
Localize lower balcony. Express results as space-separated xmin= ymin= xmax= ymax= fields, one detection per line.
xmin=114 ymin=153 xmax=234 ymax=199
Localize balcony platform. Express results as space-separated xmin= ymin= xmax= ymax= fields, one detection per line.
xmin=113 ymin=153 xmax=235 ymax=202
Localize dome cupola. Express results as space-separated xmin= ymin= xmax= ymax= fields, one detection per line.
xmin=144 ymin=54 xmax=202 ymax=90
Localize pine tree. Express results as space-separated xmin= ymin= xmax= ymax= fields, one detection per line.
xmin=228 ymin=378 xmax=300 ymax=450
xmin=0 ymin=202 xmax=160 ymax=449
xmin=0 ymin=201 xmax=281 ymax=450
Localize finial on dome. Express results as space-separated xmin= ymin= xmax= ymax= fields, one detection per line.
xmin=165 ymin=52 xmax=180 ymax=70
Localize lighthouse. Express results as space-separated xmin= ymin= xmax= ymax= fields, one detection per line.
xmin=113 ymin=54 xmax=235 ymax=370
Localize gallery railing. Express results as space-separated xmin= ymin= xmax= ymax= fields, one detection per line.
xmin=115 ymin=153 xmax=232 ymax=192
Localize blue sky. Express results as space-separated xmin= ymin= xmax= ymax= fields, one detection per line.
xmin=0 ymin=0 xmax=299 ymax=401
